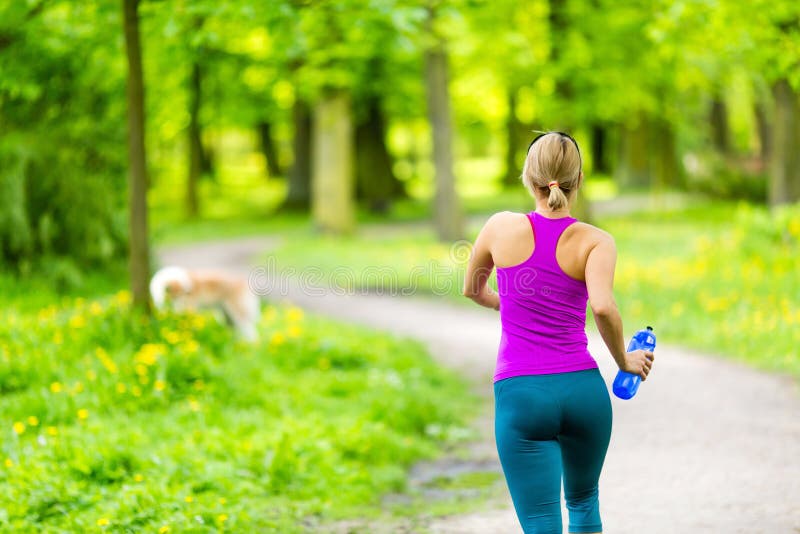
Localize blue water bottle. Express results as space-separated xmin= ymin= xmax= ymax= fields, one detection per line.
xmin=612 ymin=326 xmax=656 ymax=400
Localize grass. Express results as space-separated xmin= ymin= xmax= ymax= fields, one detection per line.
xmin=263 ymin=201 xmax=800 ymax=377
xmin=0 ymin=277 xmax=476 ymax=532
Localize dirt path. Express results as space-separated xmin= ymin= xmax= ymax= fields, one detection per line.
xmin=160 ymin=238 xmax=800 ymax=534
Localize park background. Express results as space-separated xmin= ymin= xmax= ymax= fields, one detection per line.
xmin=0 ymin=0 xmax=798 ymax=532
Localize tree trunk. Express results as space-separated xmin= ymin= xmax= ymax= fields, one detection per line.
xmin=769 ymin=79 xmax=800 ymax=207
xmin=548 ymin=0 xmax=572 ymax=103
xmin=283 ymin=99 xmax=312 ymax=210
xmin=547 ymin=0 xmax=592 ymax=222
xmin=355 ymin=96 xmax=404 ymax=213
xmin=502 ymin=89 xmax=523 ymax=187
xmin=616 ymin=116 xmax=651 ymax=188
xmin=710 ymin=96 xmax=730 ymax=155
xmin=122 ymin=0 xmax=150 ymax=311
xmin=754 ymin=99 xmax=771 ymax=168
xmin=258 ymin=121 xmax=282 ymax=179
xmin=652 ymin=119 xmax=681 ymax=190
xmin=187 ymin=60 xmax=202 ymax=218
xmin=590 ymin=123 xmax=609 ymax=174
xmin=425 ymin=9 xmax=463 ymax=241
xmin=312 ymin=90 xmax=354 ymax=233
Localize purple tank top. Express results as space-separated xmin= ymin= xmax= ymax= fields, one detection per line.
xmin=494 ymin=212 xmax=598 ymax=381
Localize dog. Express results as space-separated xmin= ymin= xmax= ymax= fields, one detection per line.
xmin=149 ymin=266 xmax=260 ymax=341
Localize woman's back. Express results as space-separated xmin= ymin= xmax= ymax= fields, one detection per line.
xmin=490 ymin=211 xmax=605 ymax=379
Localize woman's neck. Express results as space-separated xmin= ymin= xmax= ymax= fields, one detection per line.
xmin=534 ymin=199 xmax=572 ymax=218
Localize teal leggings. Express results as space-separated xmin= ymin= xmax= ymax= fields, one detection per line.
xmin=494 ymin=368 xmax=613 ymax=533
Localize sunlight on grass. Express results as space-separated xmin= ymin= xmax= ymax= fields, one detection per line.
xmin=269 ymin=201 xmax=800 ymax=376
xmin=0 ymin=289 xmax=475 ymax=531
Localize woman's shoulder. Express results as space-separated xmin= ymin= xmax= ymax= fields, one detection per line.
xmin=571 ymin=221 xmax=616 ymax=249
xmin=485 ymin=210 xmax=529 ymax=226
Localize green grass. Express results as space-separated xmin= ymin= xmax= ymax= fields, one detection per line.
xmin=0 ymin=280 xmax=476 ymax=532
xmin=265 ymin=200 xmax=800 ymax=377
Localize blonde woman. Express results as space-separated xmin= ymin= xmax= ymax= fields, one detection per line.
xmin=463 ymin=132 xmax=654 ymax=533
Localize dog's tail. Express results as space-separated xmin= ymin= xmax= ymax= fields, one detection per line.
xmin=149 ymin=266 xmax=192 ymax=309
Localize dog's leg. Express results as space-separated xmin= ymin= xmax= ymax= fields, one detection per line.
xmin=223 ymin=292 xmax=260 ymax=342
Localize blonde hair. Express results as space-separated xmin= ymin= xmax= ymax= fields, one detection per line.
xmin=522 ymin=132 xmax=582 ymax=211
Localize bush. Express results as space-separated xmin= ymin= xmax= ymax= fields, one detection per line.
xmin=0 ymin=137 xmax=127 ymax=271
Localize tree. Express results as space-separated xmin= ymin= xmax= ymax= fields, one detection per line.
xmin=355 ymin=95 xmax=403 ymax=213
xmin=122 ymin=0 xmax=151 ymax=310
xmin=186 ymin=58 xmax=204 ymax=218
xmin=312 ymin=92 xmax=354 ymax=233
xmin=284 ymin=98 xmax=312 ymax=210
xmin=424 ymin=3 xmax=463 ymax=241
xmin=769 ymin=79 xmax=800 ymax=206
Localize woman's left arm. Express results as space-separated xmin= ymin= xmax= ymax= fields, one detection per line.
xmin=462 ymin=217 xmax=500 ymax=311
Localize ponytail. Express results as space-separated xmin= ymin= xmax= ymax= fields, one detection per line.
xmin=547 ymin=182 xmax=569 ymax=211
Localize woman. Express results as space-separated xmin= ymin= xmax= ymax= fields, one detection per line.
xmin=463 ymin=132 xmax=654 ymax=534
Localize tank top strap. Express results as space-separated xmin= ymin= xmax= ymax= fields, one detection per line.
xmin=530 ymin=212 xmax=578 ymax=262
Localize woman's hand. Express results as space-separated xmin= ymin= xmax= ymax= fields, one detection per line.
xmin=620 ymin=349 xmax=655 ymax=381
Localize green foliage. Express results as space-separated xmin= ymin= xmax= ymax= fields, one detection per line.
xmin=0 ymin=1 xmax=127 ymax=269
xmin=607 ymin=202 xmax=800 ymax=375
xmin=0 ymin=289 xmax=474 ymax=531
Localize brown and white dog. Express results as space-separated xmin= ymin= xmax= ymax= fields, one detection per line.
xmin=149 ymin=266 xmax=260 ymax=341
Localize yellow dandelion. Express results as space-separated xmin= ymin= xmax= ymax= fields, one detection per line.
xmin=116 ymin=382 xmax=127 ymax=394
xmin=53 ymin=331 xmax=64 ymax=345
xmin=113 ymin=290 xmax=131 ymax=306
xmin=135 ymin=363 xmax=148 ymax=376
xmin=138 ymin=375 xmax=150 ymax=386
xmin=286 ymin=307 xmax=304 ymax=322
xmin=89 ymin=302 xmax=103 ymax=316
xmin=134 ymin=473 xmax=144 ymax=482
xmin=188 ymin=399 xmax=200 ymax=412
xmin=158 ymin=526 xmax=171 ymax=534
xmin=217 ymin=514 xmax=228 ymax=524
xmin=77 ymin=409 xmax=89 ymax=420
xmin=182 ymin=340 xmax=199 ymax=354
xmin=163 ymin=330 xmax=182 ymax=345
xmin=12 ymin=422 xmax=25 ymax=435
xmin=262 ymin=306 xmax=277 ymax=323
xmin=191 ymin=314 xmax=207 ymax=328
xmin=46 ymin=426 xmax=58 ymax=436
xmin=135 ymin=343 xmax=164 ymax=366
xmin=184 ymin=495 xmax=194 ymax=503
xmin=68 ymin=315 xmax=86 ymax=329
xmin=50 ymin=382 xmax=63 ymax=393
xmin=97 ymin=518 xmax=110 ymax=527
xmin=4 ymin=458 xmax=12 ymax=468
xmin=26 ymin=416 xmax=39 ymax=427
xmin=218 ymin=497 xmax=227 ymax=505
xmin=132 ymin=385 xmax=142 ymax=397
xmin=287 ymin=325 xmax=302 ymax=338
xmin=96 ymin=348 xmax=118 ymax=374
xmin=269 ymin=332 xmax=286 ymax=346
xmin=154 ymin=380 xmax=166 ymax=392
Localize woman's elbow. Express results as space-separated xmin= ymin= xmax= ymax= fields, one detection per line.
xmin=591 ymin=300 xmax=618 ymax=318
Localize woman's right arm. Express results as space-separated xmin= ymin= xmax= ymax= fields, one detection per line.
xmin=585 ymin=233 xmax=654 ymax=381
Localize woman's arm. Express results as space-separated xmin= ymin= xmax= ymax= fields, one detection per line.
xmin=462 ymin=216 xmax=500 ymax=311
xmin=585 ymin=233 xmax=654 ymax=380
